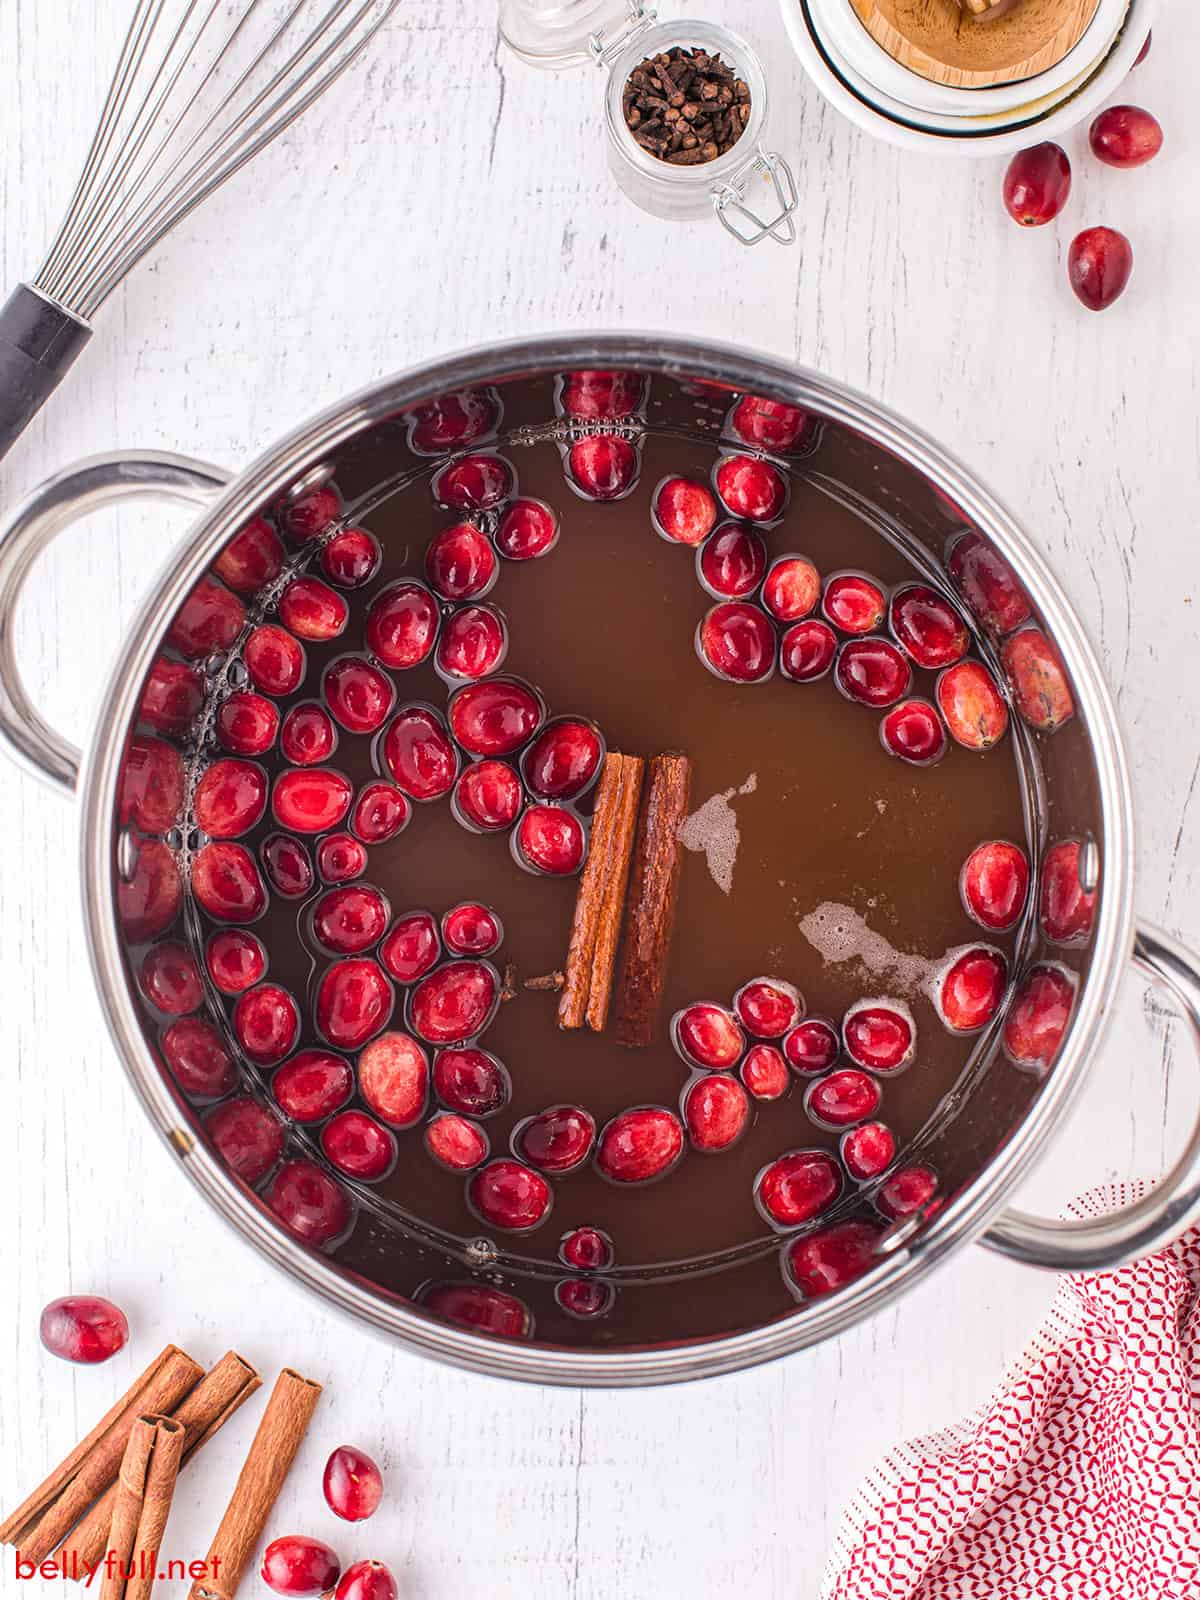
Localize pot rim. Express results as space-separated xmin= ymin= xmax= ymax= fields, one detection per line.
xmin=78 ymin=332 xmax=1135 ymax=1386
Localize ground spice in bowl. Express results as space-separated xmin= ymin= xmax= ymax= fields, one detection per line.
xmin=622 ymin=46 xmax=751 ymax=165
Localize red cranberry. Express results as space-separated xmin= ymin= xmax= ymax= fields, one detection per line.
xmin=1089 ymin=104 xmax=1162 ymax=167
xmin=697 ymin=601 xmax=775 ymax=683
xmin=877 ymin=1164 xmax=938 ymax=1219
xmin=382 ymin=706 xmax=461 ymax=801
xmin=278 ymin=484 xmax=341 ymax=541
xmin=320 ymin=526 xmax=381 ymax=588
xmin=273 ymin=1050 xmax=354 ymax=1122
xmin=936 ymin=660 xmax=1009 ymax=749
xmin=266 ymin=1159 xmax=351 ymax=1246
xmin=673 ymin=1001 xmax=746 ymax=1069
xmin=217 ymin=690 xmax=279 ymax=756
xmin=119 ymin=736 xmax=185 ymax=833
xmin=138 ymin=940 xmax=202 ymax=1014
xmin=889 ymin=584 xmax=969 ymax=667
xmin=318 ymin=833 xmax=367 ymax=883
xmin=1002 ymin=143 xmax=1071 ymax=226
xmin=780 ymin=618 xmax=837 ymax=683
xmin=317 ymin=959 xmax=394 ymax=1051
xmin=322 ymin=658 xmax=394 ymax=736
xmin=433 ymin=1047 xmax=510 ymax=1116
xmin=714 ymin=454 xmax=786 ymax=522
xmin=495 ymin=497 xmax=559 ymax=561
xmin=595 ymin=1107 xmax=684 ymax=1183
xmin=785 ymin=1220 xmax=880 ymax=1297
xmin=741 ymin=1043 xmax=790 ymax=1100
xmin=566 ymin=435 xmax=638 ymax=501
xmin=559 ymin=369 xmax=644 ymax=419
xmin=352 ymin=780 xmax=411 ymax=844
xmin=836 ymin=637 xmax=912 ymax=708
xmin=272 ymin=768 xmax=353 ymax=832
xmin=409 ymin=960 xmax=498 ymax=1044
xmin=843 ymin=1001 xmax=914 ymax=1073
xmin=762 ymin=555 xmax=820 ymax=621
xmin=433 ymin=453 xmax=514 ymax=511
xmin=823 ymin=573 xmax=885 ymax=634
xmin=436 ymin=604 xmax=508 ymax=681
xmin=454 ymin=760 xmax=523 ymax=832
xmin=1134 ymin=30 xmax=1151 ymax=64
xmin=448 ymin=677 xmax=544 ymax=757
xmin=522 ymin=718 xmax=603 ymax=800
xmin=167 ymin=576 xmax=244 ymax=659
xmin=560 ymin=1226 xmax=613 ymax=1271
xmin=421 ymin=1282 xmax=531 ymax=1339
xmin=841 ymin=1120 xmax=896 ymax=1180
xmin=357 ymin=1031 xmax=429 ymax=1127
xmin=514 ymin=804 xmax=586 ymax=876
xmin=1001 ymin=628 xmax=1075 ymax=732
xmin=365 ymin=581 xmax=440 ymax=669
xmin=40 ymin=1296 xmax=128 ymax=1364
xmin=1004 ymin=963 xmax=1076 ymax=1069
xmin=556 ymin=1278 xmax=615 ymax=1318
xmin=935 ymin=946 xmax=1008 ymax=1033
xmin=214 ymin=516 xmax=285 ymax=594
xmin=191 ymin=840 xmax=267 ymax=923
xmin=380 ymin=910 xmax=442 ymax=983
xmin=119 ymin=839 xmax=182 ymax=942
xmin=1068 ymin=226 xmax=1133 ymax=311
xmin=409 ymin=388 xmax=499 ymax=453
xmin=323 ymin=1447 xmax=383 ymax=1524
xmin=425 ymin=1112 xmax=489 ymax=1170
xmin=683 ymin=1073 xmax=750 ymax=1152
xmin=313 ymin=885 xmax=390 ymax=955
xmin=515 ymin=1105 xmax=596 ymax=1172
xmin=322 ymin=1109 xmax=397 ymax=1181
xmin=442 ymin=902 xmax=503 ymax=956
xmin=195 ymin=757 xmax=267 ymax=837
xmin=161 ymin=1016 xmax=235 ymax=1098
xmin=206 ymin=928 xmax=267 ymax=994
xmin=279 ymin=577 xmax=348 ymax=642
xmin=469 ymin=1159 xmax=552 ymax=1231
xmin=805 ymin=1068 xmax=881 ymax=1128
xmin=653 ymin=476 xmax=719 ymax=546
xmin=755 ymin=1148 xmax=842 ymax=1228
xmin=261 ymin=1535 xmax=341 ymax=1596
xmin=205 ymin=1095 xmax=284 ymax=1183
xmin=946 ymin=532 xmax=1031 ymax=638
xmin=140 ymin=656 xmax=204 ymax=736
xmin=233 ymin=982 xmax=299 ymax=1065
xmin=734 ymin=977 xmax=803 ymax=1038
xmin=961 ymin=839 xmax=1030 ymax=932
xmin=261 ymin=832 xmax=314 ymax=899
xmin=245 ymin=623 xmax=306 ymax=696
xmin=782 ymin=1017 xmax=839 ymax=1075
xmin=880 ymin=699 xmax=947 ymax=766
xmin=425 ymin=522 xmax=499 ymax=601
xmin=697 ymin=524 xmax=767 ymax=598
xmin=729 ymin=395 xmax=817 ymax=453
xmin=1039 ymin=838 xmax=1095 ymax=943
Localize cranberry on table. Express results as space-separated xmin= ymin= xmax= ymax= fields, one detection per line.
xmin=194 ymin=757 xmax=267 ymax=837
xmin=880 ymin=699 xmax=947 ymax=766
xmin=278 ymin=483 xmax=341 ymax=541
xmin=841 ymin=1120 xmax=897 ymax=1181
xmin=453 ymin=760 xmax=524 ymax=832
xmin=261 ymin=1534 xmax=341 ymax=1597
xmin=433 ymin=1046 xmax=510 ymax=1116
xmin=216 ymin=691 xmax=279 ymax=756
xmin=233 ymin=983 xmax=299 ymax=1065
xmin=822 ymin=573 xmax=885 ymax=634
xmin=683 ymin=1073 xmax=750 ymax=1152
xmin=741 ymin=1043 xmax=790 ymax=1100
xmin=876 ymin=1164 xmax=939 ymax=1219
xmin=835 ymin=637 xmax=912 ymax=708
xmin=1133 ymin=29 xmax=1151 ymax=64
xmin=352 ymin=781 xmax=411 ymax=844
xmin=119 ymin=839 xmax=182 ymax=942
xmin=514 ymin=804 xmax=587 ymax=876
xmin=313 ymin=885 xmax=390 ymax=956
xmin=567 ymin=435 xmax=639 ymax=501
xmin=357 ymin=1031 xmax=429 ymax=1128
xmin=380 ymin=910 xmax=442 ymax=983
xmin=318 ymin=833 xmax=368 ymax=884
xmin=317 ymin=959 xmax=394 ymax=1051
xmin=140 ymin=655 xmax=204 ymax=737
xmin=935 ymin=946 xmax=1008 ymax=1033
xmin=889 ymin=584 xmax=969 ymax=668
xmin=495 ymin=497 xmax=559 ymax=561
xmin=321 ymin=526 xmax=381 ymax=588
xmin=755 ymin=1148 xmax=842 ymax=1228
xmin=782 ymin=1017 xmax=839 ymax=1075
xmin=40 ymin=1296 xmax=129 ymax=1364
xmin=960 ymin=839 xmax=1030 ymax=932
xmin=673 ymin=1002 xmax=745 ymax=1070
xmin=266 ymin=1160 xmax=351 ymax=1247
xmin=214 ymin=515 xmax=284 ymax=594
xmin=556 ymin=1279 xmax=615 ymax=1319
xmin=322 ymin=1110 xmax=398 ymax=1181
xmin=119 ymin=736 xmax=185 ymax=832
xmin=1039 ymin=837 xmax=1096 ymax=944
xmin=279 ymin=576 xmax=349 ymax=641
xmin=424 ymin=521 xmax=499 ymax=601
xmin=280 ymin=702 xmax=337 ymax=766
xmin=697 ymin=601 xmax=775 ymax=683
xmin=697 ymin=523 xmax=767 ymax=598
xmin=1002 ymin=142 xmax=1071 ymax=226
xmin=780 ymin=618 xmax=837 ymax=683
xmin=273 ymin=768 xmax=353 ymax=833
xmin=322 ymin=658 xmax=394 ymax=736
xmin=365 ymin=581 xmax=440 ymax=669
xmin=945 ymin=532 xmax=1030 ymax=639
xmin=436 ymin=604 xmax=509 ymax=681
xmin=442 ymin=902 xmax=503 ymax=956
xmin=1000 ymin=627 xmax=1075 ymax=732
xmin=261 ymin=832 xmax=315 ymax=899
xmin=409 ymin=388 xmax=499 ymax=453
xmin=805 ymin=1068 xmax=882 ymax=1129
xmin=936 ymin=660 xmax=1009 ymax=750
xmin=468 ymin=1159 xmax=552 ymax=1231
xmin=1068 ymin=227 xmax=1133 ymax=312
xmin=785 ymin=1220 xmax=880 ymax=1298
xmin=323 ymin=1445 xmax=384 ymax=1522
xmin=409 ymin=960 xmax=498 ymax=1044
xmin=522 ymin=718 xmax=604 ymax=801
xmin=161 ymin=1016 xmax=235 ymax=1098
xmin=335 ymin=1561 xmax=398 ymax=1600
xmin=138 ymin=940 xmax=202 ymax=1015
xmin=843 ymin=1001 xmax=914 ymax=1073
xmin=206 ymin=928 xmax=267 ymax=994
xmin=595 ymin=1107 xmax=685 ymax=1183
xmin=560 ymin=1225 xmax=614 ymax=1271
xmin=762 ymin=555 xmax=820 ymax=621
xmin=420 ymin=1282 xmax=532 ymax=1340
xmin=205 ymin=1096 xmax=284 ymax=1184
xmin=714 ymin=454 xmax=786 ymax=523
xmin=425 ymin=1113 xmax=489 ymax=1170
xmin=273 ymin=1050 xmax=355 ymax=1122
xmin=653 ymin=476 xmax=718 ymax=545
xmin=167 ymin=576 xmax=244 ymax=659
xmin=448 ymin=677 xmax=545 ymax=757
xmin=1004 ymin=963 xmax=1076 ymax=1070
xmin=1089 ymin=104 xmax=1162 ymax=167
xmin=191 ymin=840 xmax=267 ymax=924
xmin=515 ymin=1105 xmax=596 ymax=1172
xmin=244 ymin=623 xmax=306 ymax=696
xmin=433 ymin=452 xmax=514 ymax=512
xmin=735 ymin=977 xmax=803 ymax=1038
xmin=729 ymin=394 xmax=816 ymax=453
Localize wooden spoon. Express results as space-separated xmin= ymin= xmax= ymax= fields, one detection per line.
xmin=848 ymin=0 xmax=1101 ymax=86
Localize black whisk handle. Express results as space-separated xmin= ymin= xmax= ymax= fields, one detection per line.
xmin=0 ymin=285 xmax=91 ymax=462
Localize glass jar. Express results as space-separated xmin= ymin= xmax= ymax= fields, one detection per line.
xmin=499 ymin=1 xmax=798 ymax=245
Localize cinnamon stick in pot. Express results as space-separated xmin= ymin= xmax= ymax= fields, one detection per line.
xmin=614 ymin=752 xmax=692 ymax=1047
xmin=99 ymin=1414 xmax=185 ymax=1600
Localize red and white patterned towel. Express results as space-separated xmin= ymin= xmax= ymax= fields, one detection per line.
xmin=823 ymin=1184 xmax=1200 ymax=1600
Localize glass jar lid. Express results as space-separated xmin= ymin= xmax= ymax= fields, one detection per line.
xmin=498 ymin=0 xmax=656 ymax=69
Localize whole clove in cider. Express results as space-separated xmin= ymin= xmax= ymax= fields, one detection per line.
xmin=622 ymin=46 xmax=751 ymax=166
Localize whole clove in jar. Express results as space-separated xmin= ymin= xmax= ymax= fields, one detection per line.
xmin=622 ymin=46 xmax=751 ymax=167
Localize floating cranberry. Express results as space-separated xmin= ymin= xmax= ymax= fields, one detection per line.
xmin=409 ymin=960 xmax=498 ymax=1044
xmin=780 ymin=618 xmax=837 ymax=683
xmin=495 ymin=497 xmax=559 ymax=561
xmin=741 ymin=1043 xmax=790 ymax=1100
xmin=206 ymin=928 xmax=266 ymax=994
xmin=40 ymin=1296 xmax=129 ymax=1364
xmin=409 ymin=388 xmax=499 ymax=453
xmin=836 ymin=637 xmax=912 ymax=708
xmin=357 ymin=1031 xmax=429 ymax=1127
xmin=278 ymin=483 xmax=341 ymax=541
xmin=448 ymin=677 xmax=544 ymax=757
xmin=672 ymin=1002 xmax=745 ymax=1070
xmin=119 ymin=839 xmax=182 ymax=941
xmin=195 ymin=757 xmax=267 ymax=837
xmin=514 ymin=804 xmax=586 ymax=876
xmin=755 ymin=1148 xmax=842 ymax=1228
xmin=729 ymin=394 xmax=817 ymax=453
xmin=469 ymin=1159 xmax=552 ymax=1231
xmin=554 ymin=1279 xmax=613 ymax=1320
xmin=1068 ymin=226 xmax=1133 ymax=311
xmin=785 ymin=1220 xmax=880 ymax=1297
xmin=595 ymin=1107 xmax=684 ymax=1183
xmin=654 ymin=476 xmax=719 ymax=546
xmin=167 ymin=576 xmax=244 ymax=659
xmin=889 ymin=585 xmax=969 ymax=668
xmin=161 ymin=1016 xmax=235 ymax=1098
xmin=880 ymin=699 xmax=947 ymax=766
xmin=841 ymin=1120 xmax=896 ymax=1180
xmin=273 ymin=1050 xmax=354 ymax=1122
xmin=140 ymin=656 xmax=204 ymax=737
xmin=272 ymin=768 xmax=352 ymax=832
xmin=217 ymin=690 xmax=279 ymax=756
xmin=119 ymin=736 xmax=184 ymax=833
xmin=433 ymin=1046 xmax=510 ymax=1116
xmin=937 ymin=660 xmax=1009 ymax=750
xmin=566 ymin=435 xmax=639 ymax=501
xmin=783 ymin=1017 xmax=840 ymax=1075
xmin=761 ymin=555 xmax=820 ymax=622
xmin=683 ymin=1073 xmax=750 ymax=1152
xmin=420 ymin=1282 xmax=531 ymax=1340
xmin=454 ymin=760 xmax=523 ymax=832
xmin=1089 ymin=104 xmax=1162 ymax=167
xmin=436 ymin=604 xmax=508 ymax=681
xmin=380 ymin=910 xmax=441 ymax=983
xmin=245 ymin=623 xmax=307 ymax=697
xmin=823 ymin=573 xmax=885 ymax=634
xmin=805 ymin=1068 xmax=881 ymax=1128
xmin=714 ymin=454 xmax=786 ymax=523
xmin=261 ymin=1535 xmax=341 ymax=1597
xmin=1004 ymin=963 xmax=1076 ymax=1069
xmin=1001 ymin=628 xmax=1074 ymax=732
xmin=424 ymin=521 xmax=498 ymax=601
xmin=516 ymin=1105 xmax=596 ymax=1172
xmin=314 ymin=960 xmax=393 ymax=1052
xmin=1002 ymin=143 xmax=1071 ymax=226
xmin=266 ymin=1159 xmax=351 ymax=1246
xmin=961 ymin=839 xmax=1030 ymax=933
xmin=559 ymin=368 xmax=644 ymax=419
xmin=425 ymin=1112 xmax=489 ymax=1170
xmin=697 ymin=601 xmax=775 ymax=684
xmin=214 ymin=516 xmax=285 ymax=594
xmin=442 ymin=902 xmax=503 ymax=956
xmin=318 ymin=833 xmax=368 ymax=884
xmin=323 ymin=1446 xmax=383 ymax=1524
xmin=1039 ymin=838 xmax=1095 ymax=944
xmin=560 ymin=1226 xmax=613 ymax=1271
xmin=233 ymin=982 xmax=299 ymax=1066
xmin=696 ymin=523 xmax=766 ymax=600
xmin=365 ymin=581 xmax=440 ymax=669
xmin=734 ymin=977 xmax=803 ymax=1038
xmin=138 ymin=940 xmax=202 ymax=1014
xmin=323 ymin=1109 xmax=397 ymax=1181
xmin=843 ymin=1000 xmax=914 ymax=1073
xmin=313 ymin=885 xmax=390 ymax=955
xmin=191 ymin=840 xmax=267 ymax=923
xmin=205 ymin=1095 xmax=284 ymax=1184
xmin=321 ymin=527 xmax=381 ymax=588
xmin=522 ymin=717 xmax=603 ymax=800
xmin=260 ymin=832 xmax=314 ymax=899
xmin=352 ymin=780 xmax=411 ymax=844
xmin=322 ymin=658 xmax=394 ymax=736
xmin=433 ymin=453 xmax=514 ymax=512
xmin=279 ymin=576 xmax=348 ymax=641
xmin=946 ymin=532 xmax=1031 ymax=638
xmin=936 ymin=946 xmax=1008 ymax=1033
xmin=877 ymin=1164 xmax=939 ymax=1219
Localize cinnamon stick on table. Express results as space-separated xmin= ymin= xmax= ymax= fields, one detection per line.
xmin=99 ymin=1414 xmax=185 ymax=1600
xmin=614 ymin=752 xmax=693 ymax=1048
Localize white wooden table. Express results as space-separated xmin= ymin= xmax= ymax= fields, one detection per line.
xmin=1 ymin=1 xmax=1196 ymax=1593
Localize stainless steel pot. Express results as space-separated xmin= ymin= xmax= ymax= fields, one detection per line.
xmin=2 ymin=333 xmax=1199 ymax=1387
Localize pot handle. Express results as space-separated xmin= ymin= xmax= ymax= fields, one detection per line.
xmin=0 ymin=451 xmax=228 ymax=796
xmin=982 ymin=921 xmax=1200 ymax=1272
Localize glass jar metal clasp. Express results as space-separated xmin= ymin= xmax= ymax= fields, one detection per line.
xmin=588 ymin=0 xmax=656 ymax=67
xmin=713 ymin=148 xmax=798 ymax=247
